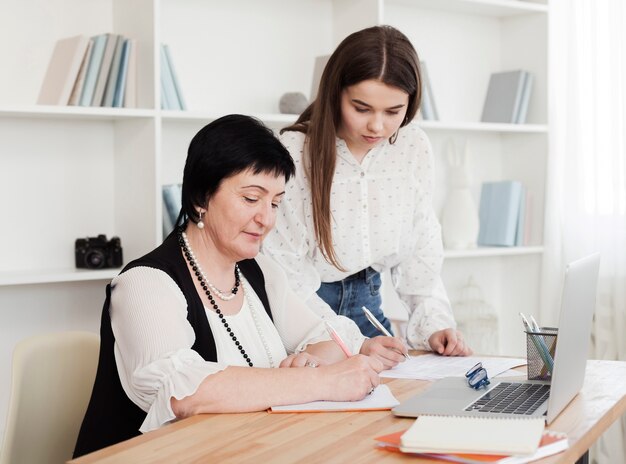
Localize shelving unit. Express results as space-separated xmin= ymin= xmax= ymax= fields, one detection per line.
xmin=0 ymin=0 xmax=549 ymax=439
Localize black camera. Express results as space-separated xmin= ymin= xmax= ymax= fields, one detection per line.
xmin=75 ymin=235 xmax=123 ymax=269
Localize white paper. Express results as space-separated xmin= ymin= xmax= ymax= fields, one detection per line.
xmin=380 ymin=354 xmax=527 ymax=380
xmin=269 ymin=384 xmax=399 ymax=412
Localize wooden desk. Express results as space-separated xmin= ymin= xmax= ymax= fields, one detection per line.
xmin=70 ymin=360 xmax=626 ymax=464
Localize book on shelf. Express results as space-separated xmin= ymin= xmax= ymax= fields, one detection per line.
xmin=112 ymin=39 xmax=131 ymax=108
xmin=37 ymin=35 xmax=90 ymax=105
xmin=420 ymin=61 xmax=439 ymax=120
xmin=481 ymin=70 xmax=532 ymax=124
xmin=91 ymin=33 xmax=120 ymax=106
xmin=310 ymin=54 xmax=330 ymax=101
xmin=102 ymin=35 xmax=126 ymax=107
xmin=160 ymin=44 xmax=185 ymax=110
xmin=123 ymin=39 xmax=138 ymax=108
xmin=163 ymin=44 xmax=186 ymax=110
xmin=78 ymin=33 xmax=108 ymax=107
xmin=162 ymin=184 xmax=182 ymax=236
xmin=477 ymin=180 xmax=525 ymax=247
xmin=68 ymin=39 xmax=94 ymax=106
xmin=374 ymin=427 xmax=568 ymax=463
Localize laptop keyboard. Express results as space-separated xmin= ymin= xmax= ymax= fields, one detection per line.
xmin=465 ymin=382 xmax=550 ymax=415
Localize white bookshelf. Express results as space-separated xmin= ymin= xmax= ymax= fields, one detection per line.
xmin=0 ymin=0 xmax=549 ymax=439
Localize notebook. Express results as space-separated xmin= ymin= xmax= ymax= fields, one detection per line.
xmin=393 ymin=253 xmax=600 ymax=424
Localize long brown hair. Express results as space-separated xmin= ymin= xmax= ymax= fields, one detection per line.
xmin=282 ymin=25 xmax=422 ymax=270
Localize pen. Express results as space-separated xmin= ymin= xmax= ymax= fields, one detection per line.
xmin=362 ymin=306 xmax=410 ymax=360
xmin=529 ymin=315 xmax=541 ymax=331
xmin=519 ymin=312 xmax=554 ymax=373
xmin=324 ymin=321 xmax=353 ymax=358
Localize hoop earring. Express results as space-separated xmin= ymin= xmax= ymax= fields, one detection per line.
xmin=197 ymin=211 xmax=205 ymax=229
xmin=389 ymin=130 xmax=399 ymax=144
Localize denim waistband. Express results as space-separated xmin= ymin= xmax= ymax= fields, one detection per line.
xmin=342 ymin=267 xmax=378 ymax=282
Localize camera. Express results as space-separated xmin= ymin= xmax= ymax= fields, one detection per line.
xmin=75 ymin=235 xmax=123 ymax=269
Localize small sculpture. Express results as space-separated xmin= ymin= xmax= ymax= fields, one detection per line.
xmin=279 ymin=92 xmax=308 ymax=115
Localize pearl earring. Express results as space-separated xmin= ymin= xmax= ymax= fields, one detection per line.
xmin=197 ymin=211 xmax=205 ymax=229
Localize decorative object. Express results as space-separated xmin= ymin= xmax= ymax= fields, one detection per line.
xmin=453 ymin=276 xmax=499 ymax=355
xmin=279 ymin=92 xmax=308 ymax=114
xmin=440 ymin=138 xmax=479 ymax=249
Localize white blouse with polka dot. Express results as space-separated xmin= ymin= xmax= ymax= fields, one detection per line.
xmin=262 ymin=122 xmax=456 ymax=350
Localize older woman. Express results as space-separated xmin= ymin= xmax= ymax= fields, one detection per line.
xmin=73 ymin=115 xmax=404 ymax=457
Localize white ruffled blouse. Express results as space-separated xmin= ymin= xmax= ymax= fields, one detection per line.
xmin=109 ymin=253 xmax=365 ymax=433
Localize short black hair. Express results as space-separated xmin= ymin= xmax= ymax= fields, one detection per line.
xmin=177 ymin=114 xmax=295 ymax=228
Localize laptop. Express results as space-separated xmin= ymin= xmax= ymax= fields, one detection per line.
xmin=393 ymin=253 xmax=600 ymax=424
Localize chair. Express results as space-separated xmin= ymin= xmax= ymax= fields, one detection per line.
xmin=0 ymin=331 xmax=99 ymax=464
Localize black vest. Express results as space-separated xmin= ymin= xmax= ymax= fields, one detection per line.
xmin=73 ymin=233 xmax=272 ymax=458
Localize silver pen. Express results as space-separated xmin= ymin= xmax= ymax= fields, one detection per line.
xmin=362 ymin=306 xmax=410 ymax=360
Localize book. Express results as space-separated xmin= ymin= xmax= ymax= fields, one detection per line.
xmin=123 ymin=38 xmax=137 ymax=108
xmin=310 ymin=55 xmax=330 ymax=101
xmin=477 ymin=181 xmax=524 ymax=247
xmin=514 ymin=184 xmax=526 ymax=246
xmin=420 ymin=61 xmax=439 ymax=120
xmin=268 ymin=384 xmax=399 ymax=413
xmin=91 ymin=34 xmax=120 ymax=106
xmin=162 ymin=183 xmax=182 ymax=235
xmin=400 ymin=415 xmax=545 ymax=456
xmin=160 ymin=44 xmax=180 ymax=110
xmin=163 ymin=44 xmax=186 ymax=110
xmin=68 ymin=39 xmax=94 ymax=106
xmin=481 ymin=70 xmax=527 ymax=124
xmin=102 ymin=35 xmax=126 ymax=107
xmin=375 ymin=428 xmax=568 ymax=464
xmin=113 ymin=39 xmax=131 ymax=108
xmin=514 ymin=72 xmax=533 ymax=124
xmin=78 ymin=34 xmax=108 ymax=106
xmin=37 ymin=35 xmax=90 ymax=105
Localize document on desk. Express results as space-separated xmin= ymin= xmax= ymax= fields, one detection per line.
xmin=268 ymin=384 xmax=399 ymax=413
xmin=380 ymin=354 xmax=527 ymax=380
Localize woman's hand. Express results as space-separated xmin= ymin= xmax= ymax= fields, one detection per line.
xmin=360 ymin=336 xmax=408 ymax=370
xmin=428 ymin=328 xmax=472 ymax=356
xmin=279 ymin=352 xmax=324 ymax=368
xmin=318 ymin=354 xmax=383 ymax=401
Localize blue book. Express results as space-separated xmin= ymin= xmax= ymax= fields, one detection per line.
xmin=477 ymin=181 xmax=523 ymax=247
xmin=160 ymin=44 xmax=180 ymax=110
xmin=112 ymin=39 xmax=131 ymax=108
xmin=79 ymin=34 xmax=108 ymax=106
xmin=515 ymin=186 xmax=527 ymax=246
xmin=102 ymin=35 xmax=125 ymax=107
xmin=163 ymin=44 xmax=186 ymax=110
xmin=162 ymin=184 xmax=182 ymax=234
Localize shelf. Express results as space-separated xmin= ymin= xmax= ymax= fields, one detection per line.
xmin=161 ymin=110 xmax=298 ymax=127
xmin=444 ymin=246 xmax=544 ymax=259
xmin=0 ymin=268 xmax=119 ymax=287
xmin=391 ymin=0 xmax=548 ymax=17
xmin=0 ymin=105 xmax=155 ymax=121
xmin=418 ymin=120 xmax=548 ymax=134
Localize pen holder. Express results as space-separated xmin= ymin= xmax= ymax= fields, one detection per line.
xmin=526 ymin=327 xmax=558 ymax=381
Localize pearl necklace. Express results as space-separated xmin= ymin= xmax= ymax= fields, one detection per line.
xmin=179 ymin=230 xmax=275 ymax=368
xmin=181 ymin=231 xmax=240 ymax=301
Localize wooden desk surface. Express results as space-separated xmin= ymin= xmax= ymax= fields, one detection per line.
xmin=70 ymin=360 xmax=626 ymax=464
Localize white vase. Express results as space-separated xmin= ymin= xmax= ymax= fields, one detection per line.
xmin=442 ymin=187 xmax=479 ymax=249
xmin=441 ymin=139 xmax=479 ymax=250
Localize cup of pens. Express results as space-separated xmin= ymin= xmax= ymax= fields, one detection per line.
xmin=526 ymin=327 xmax=558 ymax=381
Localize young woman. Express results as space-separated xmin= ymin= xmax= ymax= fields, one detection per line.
xmin=263 ymin=26 xmax=472 ymax=357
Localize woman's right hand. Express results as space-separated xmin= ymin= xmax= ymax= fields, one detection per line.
xmin=318 ymin=354 xmax=382 ymax=402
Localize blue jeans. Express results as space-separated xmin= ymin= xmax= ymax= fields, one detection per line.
xmin=316 ymin=267 xmax=393 ymax=338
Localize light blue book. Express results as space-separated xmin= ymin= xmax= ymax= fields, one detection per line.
xmin=162 ymin=184 xmax=182 ymax=234
xmin=79 ymin=34 xmax=108 ymax=107
xmin=163 ymin=44 xmax=186 ymax=110
xmin=477 ymin=180 xmax=523 ymax=247
xmin=481 ymin=70 xmax=526 ymax=124
xmin=102 ymin=35 xmax=125 ymax=107
xmin=515 ymin=185 xmax=526 ymax=246
xmin=160 ymin=44 xmax=181 ymax=110
xmin=515 ymin=72 xmax=533 ymax=124
xmin=112 ymin=39 xmax=131 ymax=108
